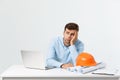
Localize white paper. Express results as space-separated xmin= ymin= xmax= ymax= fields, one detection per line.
xmin=81 ymin=62 xmax=106 ymax=74
xmin=67 ymin=62 xmax=106 ymax=74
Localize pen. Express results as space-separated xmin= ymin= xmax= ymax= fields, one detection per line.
xmin=92 ymin=72 xmax=114 ymax=75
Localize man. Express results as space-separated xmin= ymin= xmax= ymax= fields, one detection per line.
xmin=46 ymin=22 xmax=84 ymax=69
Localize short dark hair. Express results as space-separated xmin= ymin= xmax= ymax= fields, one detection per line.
xmin=64 ymin=22 xmax=79 ymax=31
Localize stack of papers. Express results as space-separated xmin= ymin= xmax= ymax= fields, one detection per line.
xmin=67 ymin=62 xmax=106 ymax=74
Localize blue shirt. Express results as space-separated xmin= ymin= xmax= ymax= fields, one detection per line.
xmin=46 ymin=36 xmax=84 ymax=68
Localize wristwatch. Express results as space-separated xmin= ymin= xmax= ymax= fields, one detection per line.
xmin=60 ymin=64 xmax=64 ymax=68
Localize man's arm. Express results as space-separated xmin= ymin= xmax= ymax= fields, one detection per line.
xmin=46 ymin=49 xmax=63 ymax=68
xmin=69 ymin=43 xmax=84 ymax=64
xmin=69 ymin=34 xmax=84 ymax=66
xmin=46 ymin=39 xmax=63 ymax=68
xmin=61 ymin=41 xmax=84 ymax=69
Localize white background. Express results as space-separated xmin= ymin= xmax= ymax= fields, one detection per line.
xmin=0 ymin=0 xmax=120 ymax=73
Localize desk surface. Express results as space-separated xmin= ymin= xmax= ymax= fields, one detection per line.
xmin=1 ymin=65 xmax=120 ymax=78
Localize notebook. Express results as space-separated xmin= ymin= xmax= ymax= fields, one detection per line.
xmin=21 ymin=50 xmax=47 ymax=70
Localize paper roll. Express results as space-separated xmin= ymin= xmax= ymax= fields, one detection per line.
xmin=66 ymin=62 xmax=106 ymax=74
xmin=81 ymin=62 xmax=106 ymax=73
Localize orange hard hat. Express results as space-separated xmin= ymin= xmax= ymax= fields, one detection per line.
xmin=76 ymin=52 xmax=97 ymax=66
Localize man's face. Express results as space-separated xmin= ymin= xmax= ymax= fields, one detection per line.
xmin=63 ymin=28 xmax=76 ymax=46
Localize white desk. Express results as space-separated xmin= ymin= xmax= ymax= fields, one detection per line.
xmin=0 ymin=65 xmax=120 ymax=80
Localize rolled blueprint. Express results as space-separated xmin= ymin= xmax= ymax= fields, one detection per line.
xmin=67 ymin=62 xmax=106 ymax=74
xmin=81 ymin=62 xmax=106 ymax=74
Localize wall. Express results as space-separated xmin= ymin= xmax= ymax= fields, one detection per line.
xmin=0 ymin=0 xmax=120 ymax=73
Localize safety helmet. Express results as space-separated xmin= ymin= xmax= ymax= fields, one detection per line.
xmin=76 ymin=52 xmax=97 ymax=66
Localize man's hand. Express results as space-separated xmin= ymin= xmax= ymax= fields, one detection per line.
xmin=70 ymin=31 xmax=78 ymax=45
xmin=61 ymin=63 xmax=74 ymax=69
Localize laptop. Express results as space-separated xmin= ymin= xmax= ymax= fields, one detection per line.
xmin=21 ymin=50 xmax=47 ymax=70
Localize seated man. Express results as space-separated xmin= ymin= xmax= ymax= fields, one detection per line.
xmin=46 ymin=22 xmax=84 ymax=69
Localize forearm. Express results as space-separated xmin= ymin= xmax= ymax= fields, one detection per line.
xmin=69 ymin=45 xmax=78 ymax=66
xmin=46 ymin=58 xmax=63 ymax=68
xmin=69 ymin=42 xmax=84 ymax=66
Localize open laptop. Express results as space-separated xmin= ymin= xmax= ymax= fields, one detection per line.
xmin=21 ymin=50 xmax=47 ymax=70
